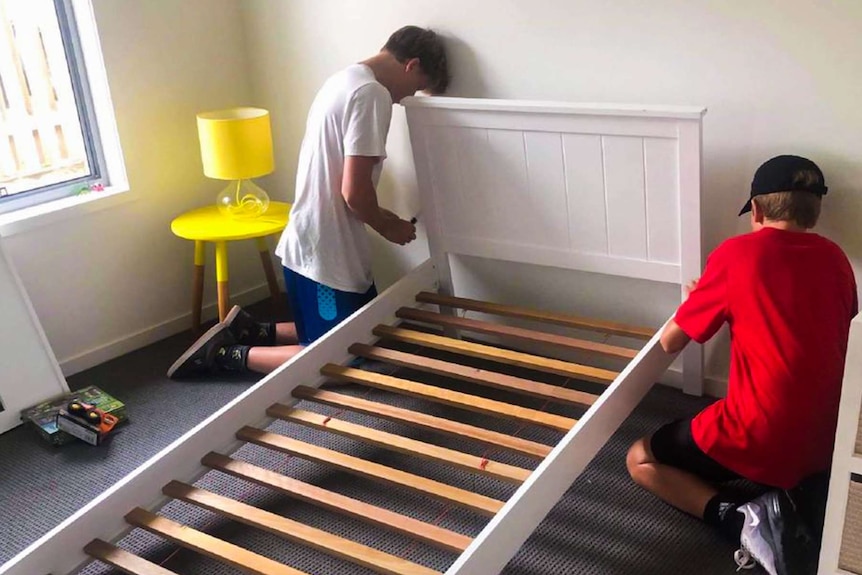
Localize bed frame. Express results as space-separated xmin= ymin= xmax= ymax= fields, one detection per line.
xmin=818 ymin=314 xmax=862 ymax=575
xmin=0 ymin=97 xmax=707 ymax=575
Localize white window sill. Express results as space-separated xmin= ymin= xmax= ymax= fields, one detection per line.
xmin=0 ymin=185 xmax=136 ymax=237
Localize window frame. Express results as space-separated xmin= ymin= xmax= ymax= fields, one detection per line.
xmin=0 ymin=0 xmax=128 ymax=235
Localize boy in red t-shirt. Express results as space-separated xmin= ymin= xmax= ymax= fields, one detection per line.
xmin=626 ymin=155 xmax=858 ymax=575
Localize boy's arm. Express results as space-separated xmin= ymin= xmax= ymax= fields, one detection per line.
xmin=342 ymin=155 xmax=416 ymax=245
xmin=660 ymin=280 xmax=698 ymax=353
xmin=660 ymin=319 xmax=692 ymax=354
xmin=663 ymin=247 xmax=730 ymax=355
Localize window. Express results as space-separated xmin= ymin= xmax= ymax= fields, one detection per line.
xmin=0 ymin=0 xmax=115 ymax=216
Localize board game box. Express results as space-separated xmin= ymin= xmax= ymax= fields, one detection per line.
xmin=20 ymin=385 xmax=127 ymax=445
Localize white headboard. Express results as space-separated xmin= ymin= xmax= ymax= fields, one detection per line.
xmin=403 ymin=96 xmax=707 ymax=393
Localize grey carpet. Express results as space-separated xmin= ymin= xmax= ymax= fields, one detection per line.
xmin=0 ymin=301 xmax=750 ymax=575
xmin=0 ymin=300 xmax=276 ymax=566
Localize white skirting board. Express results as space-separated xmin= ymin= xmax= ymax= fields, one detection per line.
xmin=58 ymin=282 xmax=275 ymax=377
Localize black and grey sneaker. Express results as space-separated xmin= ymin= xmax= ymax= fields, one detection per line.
xmin=735 ymin=490 xmax=817 ymax=575
xmin=167 ymin=323 xmax=236 ymax=379
xmin=223 ymin=305 xmax=274 ymax=346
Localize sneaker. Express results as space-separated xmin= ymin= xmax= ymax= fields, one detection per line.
xmin=735 ymin=490 xmax=817 ymax=575
xmin=167 ymin=323 xmax=236 ymax=379
xmin=223 ymin=305 xmax=273 ymax=346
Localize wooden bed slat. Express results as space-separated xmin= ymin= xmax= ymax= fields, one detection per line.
xmin=292 ymin=386 xmax=552 ymax=459
xmin=236 ymin=426 xmax=504 ymax=516
xmin=124 ymin=508 xmax=308 ymax=575
xmin=268 ymin=405 xmax=531 ymax=484
xmin=84 ymin=539 xmax=179 ymax=575
xmin=373 ymin=325 xmax=619 ymax=383
xmin=396 ymin=308 xmax=639 ymax=360
xmin=162 ymin=481 xmax=441 ymax=575
xmin=416 ymin=291 xmax=655 ymax=339
xmin=349 ymin=343 xmax=599 ymax=407
xmin=321 ymin=364 xmax=577 ymax=432
xmin=202 ymin=452 xmax=471 ymax=553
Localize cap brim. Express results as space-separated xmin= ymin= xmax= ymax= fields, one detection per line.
xmin=738 ymin=198 xmax=752 ymax=216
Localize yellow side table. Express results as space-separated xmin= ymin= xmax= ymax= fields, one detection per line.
xmin=171 ymin=201 xmax=290 ymax=331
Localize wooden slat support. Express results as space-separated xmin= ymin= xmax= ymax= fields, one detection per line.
xmin=396 ymin=308 xmax=639 ymax=360
xmin=373 ymin=325 xmax=619 ymax=383
xmin=292 ymin=386 xmax=552 ymax=459
xmin=162 ymin=481 xmax=441 ymax=575
xmin=321 ymin=364 xmax=577 ymax=432
xmin=84 ymin=539 xmax=179 ymax=575
xmin=416 ymin=291 xmax=655 ymax=339
xmin=237 ymin=426 xmax=504 ymax=516
xmin=125 ymin=508 xmax=309 ymax=575
xmin=268 ymin=405 xmax=531 ymax=484
xmin=349 ymin=343 xmax=600 ymax=407
xmin=202 ymin=452 xmax=471 ymax=553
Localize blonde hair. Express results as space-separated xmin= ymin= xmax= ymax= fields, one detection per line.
xmin=752 ymin=169 xmax=823 ymax=229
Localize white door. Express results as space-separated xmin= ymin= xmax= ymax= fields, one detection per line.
xmin=0 ymin=235 xmax=68 ymax=434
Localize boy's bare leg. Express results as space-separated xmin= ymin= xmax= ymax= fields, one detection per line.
xmin=247 ymin=345 xmax=304 ymax=374
xmin=626 ymin=436 xmax=718 ymax=518
xmin=275 ymin=322 xmax=299 ymax=345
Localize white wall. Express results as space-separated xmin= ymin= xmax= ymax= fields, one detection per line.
xmin=6 ymin=1 xmax=861 ymax=380
xmin=242 ymin=0 xmax=862 ymax=381
xmin=3 ymin=0 xmax=271 ymax=374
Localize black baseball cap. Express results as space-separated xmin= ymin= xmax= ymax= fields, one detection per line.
xmin=739 ymin=155 xmax=828 ymax=216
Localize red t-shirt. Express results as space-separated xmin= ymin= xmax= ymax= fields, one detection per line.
xmin=675 ymin=227 xmax=858 ymax=488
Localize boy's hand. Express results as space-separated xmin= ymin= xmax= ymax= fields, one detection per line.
xmin=379 ymin=208 xmax=400 ymax=221
xmin=660 ymin=319 xmax=691 ymax=354
xmin=379 ymin=210 xmax=416 ymax=245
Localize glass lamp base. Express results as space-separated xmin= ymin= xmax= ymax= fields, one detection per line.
xmin=216 ymin=179 xmax=270 ymax=219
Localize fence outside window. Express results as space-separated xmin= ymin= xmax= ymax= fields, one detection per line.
xmin=0 ymin=0 xmax=102 ymax=207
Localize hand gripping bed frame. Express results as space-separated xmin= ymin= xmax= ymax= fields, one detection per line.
xmin=1 ymin=98 xmax=708 ymax=575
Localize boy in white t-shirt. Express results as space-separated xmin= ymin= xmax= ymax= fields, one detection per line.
xmin=168 ymin=26 xmax=449 ymax=379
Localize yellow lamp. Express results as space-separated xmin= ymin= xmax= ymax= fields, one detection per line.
xmin=197 ymin=107 xmax=274 ymax=219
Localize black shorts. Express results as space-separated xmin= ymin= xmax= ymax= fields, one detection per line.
xmin=649 ymin=418 xmax=743 ymax=483
xmin=651 ymin=418 xmax=830 ymax=536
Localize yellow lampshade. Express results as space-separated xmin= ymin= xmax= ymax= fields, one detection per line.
xmin=196 ymin=107 xmax=274 ymax=180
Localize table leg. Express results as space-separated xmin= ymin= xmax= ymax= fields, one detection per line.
xmin=215 ymin=240 xmax=229 ymax=321
xmin=192 ymin=241 xmax=205 ymax=332
xmin=256 ymin=237 xmax=282 ymax=313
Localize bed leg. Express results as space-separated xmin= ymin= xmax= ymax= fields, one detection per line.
xmin=432 ymin=255 xmax=462 ymax=340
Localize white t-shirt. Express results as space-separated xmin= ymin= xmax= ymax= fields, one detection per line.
xmin=275 ymin=64 xmax=392 ymax=293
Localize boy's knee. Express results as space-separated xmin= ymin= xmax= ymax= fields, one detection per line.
xmin=626 ymin=437 xmax=653 ymax=482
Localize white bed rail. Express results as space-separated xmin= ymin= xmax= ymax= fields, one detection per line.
xmin=819 ymin=315 xmax=862 ymax=575
xmin=0 ymin=261 xmax=438 ymax=575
